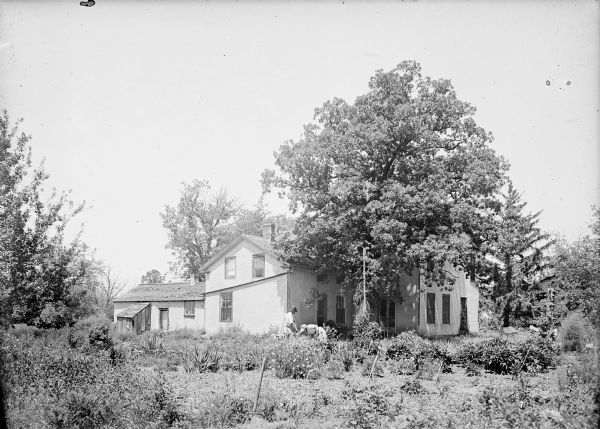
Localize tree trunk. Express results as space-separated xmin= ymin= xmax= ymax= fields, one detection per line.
xmin=502 ymin=299 xmax=511 ymax=327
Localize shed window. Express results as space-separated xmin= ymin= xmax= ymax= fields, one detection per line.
xmin=253 ymin=254 xmax=265 ymax=278
xmin=336 ymin=295 xmax=345 ymax=324
xmin=426 ymin=293 xmax=436 ymax=324
xmin=184 ymin=301 xmax=195 ymax=317
xmin=442 ymin=294 xmax=450 ymax=324
xmin=225 ymin=257 xmax=236 ymax=279
xmin=220 ymin=293 xmax=232 ymax=322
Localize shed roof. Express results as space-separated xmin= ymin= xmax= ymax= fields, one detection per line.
xmin=114 ymin=282 xmax=206 ymax=302
xmin=116 ymin=302 xmax=150 ymax=318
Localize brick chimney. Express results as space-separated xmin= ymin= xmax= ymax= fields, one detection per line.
xmin=262 ymin=223 xmax=275 ymax=242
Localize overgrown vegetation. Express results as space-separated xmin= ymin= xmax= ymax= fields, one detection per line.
xmin=2 ymin=320 xmax=597 ymax=428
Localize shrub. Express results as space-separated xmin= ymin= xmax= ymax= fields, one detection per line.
xmin=455 ymin=334 xmax=558 ymax=375
xmin=341 ymin=382 xmax=400 ymax=428
xmin=352 ymin=310 xmax=384 ymax=355
xmin=182 ymin=343 xmax=221 ymax=373
xmin=88 ymin=322 xmax=112 ymax=350
xmin=219 ymin=340 xmax=264 ymax=372
xmin=193 ymin=393 xmax=253 ymax=427
xmin=331 ymin=342 xmax=355 ymax=372
xmin=386 ymin=331 xmax=453 ymax=372
xmin=387 ymin=357 xmax=417 ymax=376
xmin=361 ymin=355 xmax=385 ymax=378
xmin=1 ymin=332 xmax=184 ymax=428
xmin=268 ymin=340 xmax=323 ymax=379
xmin=559 ymin=313 xmax=587 ymax=352
xmin=139 ymin=332 xmax=165 ymax=354
xmin=401 ymin=379 xmax=425 ymax=395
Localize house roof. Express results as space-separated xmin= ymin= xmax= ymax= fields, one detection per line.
xmin=116 ymin=302 xmax=150 ymax=318
xmin=198 ymin=233 xmax=288 ymax=273
xmin=114 ymin=282 xmax=206 ymax=302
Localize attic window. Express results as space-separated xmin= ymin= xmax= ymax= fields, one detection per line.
xmin=225 ymin=257 xmax=236 ymax=279
xmin=253 ymin=254 xmax=265 ymax=278
xmin=316 ymin=273 xmax=328 ymax=283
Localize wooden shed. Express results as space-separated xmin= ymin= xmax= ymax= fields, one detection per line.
xmin=116 ymin=302 xmax=151 ymax=334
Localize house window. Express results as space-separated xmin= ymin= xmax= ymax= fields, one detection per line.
xmin=253 ymin=254 xmax=265 ymax=278
xmin=220 ymin=293 xmax=232 ymax=322
xmin=184 ymin=301 xmax=195 ymax=318
xmin=426 ymin=293 xmax=436 ymax=324
xmin=379 ymin=299 xmax=396 ymax=330
xmin=225 ymin=257 xmax=236 ymax=279
xmin=336 ymin=295 xmax=345 ymax=324
xmin=442 ymin=294 xmax=450 ymax=324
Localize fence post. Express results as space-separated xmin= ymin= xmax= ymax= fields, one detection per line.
xmin=253 ymin=356 xmax=267 ymax=413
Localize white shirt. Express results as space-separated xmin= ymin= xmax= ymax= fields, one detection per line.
xmin=284 ymin=311 xmax=294 ymax=326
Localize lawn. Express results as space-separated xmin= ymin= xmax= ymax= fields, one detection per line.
xmin=1 ymin=322 xmax=598 ymax=428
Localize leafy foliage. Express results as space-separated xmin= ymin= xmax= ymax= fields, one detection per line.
xmin=455 ymin=334 xmax=558 ymax=375
xmin=140 ymin=268 xmax=164 ymax=284
xmin=262 ymin=61 xmax=509 ymax=298
xmin=550 ymin=207 xmax=600 ymax=330
xmin=161 ymin=179 xmax=241 ymax=278
xmin=0 ymin=110 xmax=98 ymax=328
xmin=268 ymin=340 xmax=324 ymax=379
xmin=386 ymin=331 xmax=453 ymax=372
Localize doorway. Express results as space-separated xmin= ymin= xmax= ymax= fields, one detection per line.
xmin=317 ymin=295 xmax=327 ymax=326
xmin=159 ymin=308 xmax=169 ymax=331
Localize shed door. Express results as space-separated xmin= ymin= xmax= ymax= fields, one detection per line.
xmin=159 ymin=308 xmax=169 ymax=331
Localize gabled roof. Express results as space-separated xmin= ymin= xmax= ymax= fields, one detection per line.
xmin=198 ymin=234 xmax=288 ymax=273
xmin=116 ymin=302 xmax=150 ymax=318
xmin=114 ymin=282 xmax=205 ymax=302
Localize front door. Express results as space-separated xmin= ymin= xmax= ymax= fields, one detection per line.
xmin=159 ymin=308 xmax=169 ymax=331
xmin=317 ymin=296 xmax=327 ymax=326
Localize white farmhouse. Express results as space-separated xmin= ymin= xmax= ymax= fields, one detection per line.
xmin=114 ymin=224 xmax=479 ymax=336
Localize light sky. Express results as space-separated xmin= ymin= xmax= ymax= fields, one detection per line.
xmin=1 ymin=1 xmax=598 ymax=291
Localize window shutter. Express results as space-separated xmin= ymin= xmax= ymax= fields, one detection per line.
xmin=442 ymin=294 xmax=450 ymax=324
xmin=426 ymin=293 xmax=436 ymax=324
xmin=336 ymin=295 xmax=345 ymax=324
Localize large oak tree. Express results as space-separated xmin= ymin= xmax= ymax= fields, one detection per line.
xmin=262 ymin=61 xmax=509 ymax=302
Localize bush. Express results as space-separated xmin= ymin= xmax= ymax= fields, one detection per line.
xmin=341 ymin=382 xmax=400 ymax=428
xmin=387 ymin=357 xmax=417 ymax=375
xmin=88 ymin=322 xmax=112 ymax=350
xmin=1 ymin=332 xmax=183 ymax=428
xmin=455 ymin=334 xmax=558 ymax=375
xmin=268 ymin=340 xmax=323 ymax=379
xmin=139 ymin=332 xmax=165 ymax=354
xmin=192 ymin=393 xmax=253 ymax=427
xmin=352 ymin=310 xmax=384 ymax=355
xmin=559 ymin=313 xmax=587 ymax=352
xmin=219 ymin=340 xmax=264 ymax=372
xmin=386 ymin=331 xmax=453 ymax=372
xmin=182 ymin=343 xmax=222 ymax=373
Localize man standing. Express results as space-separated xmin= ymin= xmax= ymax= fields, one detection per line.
xmin=285 ymin=306 xmax=298 ymax=338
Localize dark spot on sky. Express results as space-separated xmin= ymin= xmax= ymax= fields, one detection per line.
xmin=566 ymin=81 xmax=571 ymax=86
xmin=546 ymin=80 xmax=551 ymax=86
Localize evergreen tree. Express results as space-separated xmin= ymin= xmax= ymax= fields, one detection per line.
xmin=492 ymin=181 xmax=553 ymax=327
